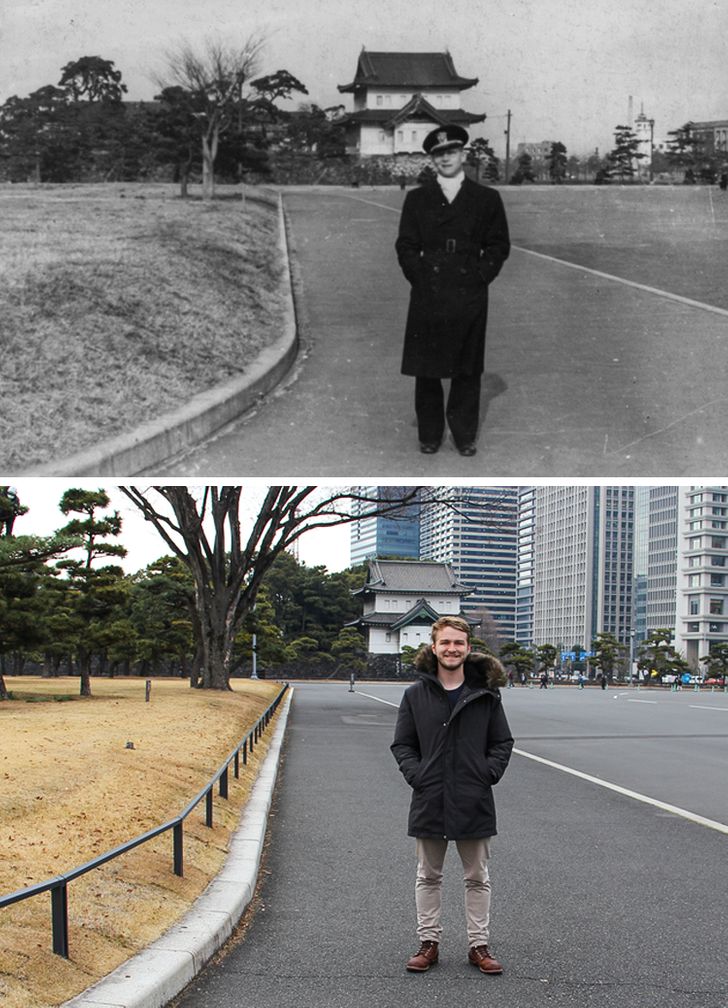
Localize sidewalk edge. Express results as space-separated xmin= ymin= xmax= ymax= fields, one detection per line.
xmin=20 ymin=193 xmax=298 ymax=477
xmin=61 ymin=687 xmax=294 ymax=1008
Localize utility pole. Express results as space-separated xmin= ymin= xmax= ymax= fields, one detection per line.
xmin=648 ymin=118 xmax=655 ymax=182
xmin=504 ymin=108 xmax=512 ymax=183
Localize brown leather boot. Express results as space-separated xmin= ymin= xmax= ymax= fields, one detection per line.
xmin=468 ymin=944 xmax=503 ymax=974
xmin=406 ymin=940 xmax=439 ymax=972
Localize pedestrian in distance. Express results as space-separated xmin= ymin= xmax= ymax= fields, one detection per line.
xmin=391 ymin=616 xmax=514 ymax=976
xmin=395 ymin=125 xmax=511 ymax=457
xmin=539 ymin=671 xmax=549 ymax=689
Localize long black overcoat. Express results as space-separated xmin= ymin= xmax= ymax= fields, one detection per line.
xmin=395 ymin=177 xmax=510 ymax=378
xmin=391 ymin=648 xmax=514 ymax=840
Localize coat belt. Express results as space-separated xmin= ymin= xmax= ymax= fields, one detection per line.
xmin=424 ymin=240 xmax=480 ymax=257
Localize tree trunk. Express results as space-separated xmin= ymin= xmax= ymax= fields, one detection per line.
xmin=0 ymin=671 xmax=8 ymax=701
xmin=189 ymin=643 xmax=202 ymax=688
xmin=78 ymin=646 xmax=92 ymax=697
xmin=201 ymin=127 xmax=219 ymax=201
xmin=202 ymin=138 xmax=215 ymax=200
xmin=179 ymin=158 xmax=191 ymax=199
xmin=198 ymin=601 xmax=235 ymax=689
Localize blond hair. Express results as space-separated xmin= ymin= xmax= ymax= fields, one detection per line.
xmin=430 ymin=616 xmax=472 ymax=644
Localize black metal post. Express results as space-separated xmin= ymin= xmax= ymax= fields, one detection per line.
xmin=242 ymin=738 xmax=248 ymax=765
xmin=51 ymin=883 xmax=69 ymax=958
xmin=234 ymin=750 xmax=240 ymax=778
xmin=173 ymin=822 xmax=184 ymax=876
xmin=220 ymin=766 xmax=228 ymax=800
xmin=205 ymin=788 xmax=213 ymax=827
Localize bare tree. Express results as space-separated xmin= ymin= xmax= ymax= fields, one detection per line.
xmin=119 ymin=486 xmax=498 ymax=690
xmin=156 ymin=35 xmax=264 ymax=199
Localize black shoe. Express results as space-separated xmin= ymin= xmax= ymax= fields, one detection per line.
xmin=457 ymin=443 xmax=477 ymax=456
xmin=419 ymin=441 xmax=441 ymax=454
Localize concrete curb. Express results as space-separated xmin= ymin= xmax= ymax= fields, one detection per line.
xmin=62 ymin=687 xmax=294 ymax=1008
xmin=22 ymin=193 xmax=299 ymax=477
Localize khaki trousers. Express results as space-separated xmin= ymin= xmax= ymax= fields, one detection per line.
xmin=415 ymin=837 xmax=491 ymax=948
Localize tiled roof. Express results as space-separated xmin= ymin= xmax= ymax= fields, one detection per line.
xmin=339 ymin=51 xmax=478 ymax=93
xmin=339 ymin=104 xmax=485 ymax=128
xmin=348 ymin=598 xmax=443 ymax=629
xmin=358 ymin=559 xmax=469 ymax=595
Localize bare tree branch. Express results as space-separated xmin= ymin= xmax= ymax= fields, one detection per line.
xmin=118 ymin=485 xmax=509 ymax=689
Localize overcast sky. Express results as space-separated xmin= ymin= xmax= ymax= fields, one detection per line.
xmin=2 ymin=0 xmax=726 ymax=157
xmin=7 ymin=480 xmax=351 ymax=574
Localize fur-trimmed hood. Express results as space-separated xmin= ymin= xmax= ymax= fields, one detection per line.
xmin=413 ymin=645 xmax=508 ymax=690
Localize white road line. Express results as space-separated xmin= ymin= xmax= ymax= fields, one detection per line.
xmin=342 ymin=195 xmax=403 ymax=214
xmin=353 ymin=690 xmax=399 ymax=707
xmin=339 ymin=192 xmax=728 ymax=319
xmin=689 ymin=704 xmax=728 ymax=712
xmin=514 ymin=748 xmax=728 ymax=836
xmin=513 ymin=246 xmax=728 ymax=319
xmin=626 ymin=698 xmax=658 ymax=704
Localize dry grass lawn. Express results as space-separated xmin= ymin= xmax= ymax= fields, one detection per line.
xmin=0 ymin=182 xmax=287 ymax=469
xmin=0 ymin=675 xmax=283 ymax=1008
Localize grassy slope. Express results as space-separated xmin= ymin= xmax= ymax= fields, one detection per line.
xmin=0 ymin=183 xmax=286 ymax=469
xmin=0 ymin=676 xmax=282 ymax=1008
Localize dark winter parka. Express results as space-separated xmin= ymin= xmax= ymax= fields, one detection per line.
xmin=391 ymin=647 xmax=514 ymax=840
xmin=395 ymin=177 xmax=510 ymax=379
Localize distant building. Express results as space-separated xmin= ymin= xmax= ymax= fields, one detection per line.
xmin=515 ymin=141 xmax=554 ymax=160
xmin=645 ymin=487 xmax=679 ymax=636
xmin=675 ymin=485 xmax=728 ymax=667
xmin=349 ymin=487 xmax=420 ymax=567
xmin=337 ymin=49 xmax=485 ymax=157
xmin=419 ymin=487 xmax=518 ymax=642
xmin=350 ymin=559 xmax=469 ymax=654
xmin=633 ymin=106 xmax=654 ymax=178
xmin=532 ymin=486 xmax=634 ymax=651
xmin=685 ymin=119 xmax=728 ymax=157
xmin=632 ymin=486 xmax=650 ymax=647
xmin=515 ymin=487 xmax=536 ymax=644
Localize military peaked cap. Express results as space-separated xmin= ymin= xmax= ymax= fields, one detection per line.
xmin=423 ymin=125 xmax=469 ymax=154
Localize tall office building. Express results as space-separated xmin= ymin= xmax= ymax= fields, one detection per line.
xmin=419 ymin=486 xmax=518 ymax=641
xmin=349 ymin=487 xmax=420 ymax=566
xmin=515 ymin=487 xmax=536 ymax=644
xmin=645 ymin=487 xmax=679 ymax=635
xmin=532 ymin=486 xmax=634 ymax=649
xmin=632 ymin=486 xmax=650 ymax=646
xmin=675 ymin=485 xmax=728 ymax=666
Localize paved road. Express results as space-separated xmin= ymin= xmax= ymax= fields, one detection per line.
xmin=150 ymin=186 xmax=728 ymax=477
xmin=170 ymin=683 xmax=728 ymax=1008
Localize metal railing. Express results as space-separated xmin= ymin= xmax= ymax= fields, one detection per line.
xmin=0 ymin=683 xmax=288 ymax=958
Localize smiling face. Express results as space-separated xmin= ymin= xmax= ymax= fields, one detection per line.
xmin=431 ymin=623 xmax=471 ymax=673
xmin=431 ymin=146 xmax=465 ymax=178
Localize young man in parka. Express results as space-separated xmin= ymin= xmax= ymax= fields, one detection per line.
xmin=395 ymin=125 xmax=510 ymax=456
xmin=391 ymin=615 xmax=513 ymax=974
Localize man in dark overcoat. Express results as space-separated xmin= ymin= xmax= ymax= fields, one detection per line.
xmin=395 ymin=126 xmax=510 ymax=455
xmin=391 ymin=616 xmax=514 ymax=975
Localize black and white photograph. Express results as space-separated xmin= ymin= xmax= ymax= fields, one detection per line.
xmin=2 ymin=0 xmax=728 ymax=474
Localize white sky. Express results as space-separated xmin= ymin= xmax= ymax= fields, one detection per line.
xmin=6 ymin=480 xmax=352 ymax=574
xmin=2 ymin=0 xmax=726 ymax=157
